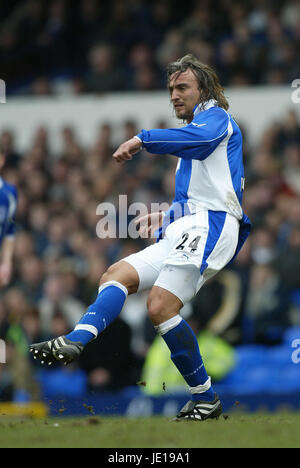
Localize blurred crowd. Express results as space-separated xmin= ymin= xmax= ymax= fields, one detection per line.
xmin=0 ymin=105 xmax=300 ymax=401
xmin=1 ymin=0 xmax=300 ymax=95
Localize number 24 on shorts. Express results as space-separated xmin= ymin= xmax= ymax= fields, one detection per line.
xmin=176 ymin=233 xmax=201 ymax=253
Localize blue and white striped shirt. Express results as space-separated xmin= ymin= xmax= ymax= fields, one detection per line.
xmin=136 ymin=100 xmax=251 ymax=261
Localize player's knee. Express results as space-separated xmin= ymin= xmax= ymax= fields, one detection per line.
xmin=147 ymin=286 xmax=183 ymax=325
xmin=100 ymin=263 xmax=118 ymax=285
xmin=99 ymin=262 xmax=139 ymax=295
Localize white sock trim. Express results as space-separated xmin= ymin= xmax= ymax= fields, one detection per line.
xmin=155 ymin=315 xmax=182 ymax=336
xmin=98 ymin=280 xmax=128 ymax=297
xmin=189 ymin=377 xmax=212 ymax=394
xmin=74 ymin=324 xmax=99 ymax=338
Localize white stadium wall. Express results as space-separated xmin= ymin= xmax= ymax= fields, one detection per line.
xmin=0 ymin=85 xmax=298 ymax=154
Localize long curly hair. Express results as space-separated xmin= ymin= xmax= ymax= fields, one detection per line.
xmin=166 ymin=54 xmax=229 ymax=111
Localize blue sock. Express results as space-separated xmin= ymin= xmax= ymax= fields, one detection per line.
xmin=65 ymin=281 xmax=128 ymax=346
xmin=157 ymin=316 xmax=215 ymax=402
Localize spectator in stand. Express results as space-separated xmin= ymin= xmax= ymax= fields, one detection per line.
xmin=0 ymin=130 xmax=21 ymax=169
xmin=86 ymin=43 xmax=125 ymax=94
xmin=38 ymin=273 xmax=85 ymax=336
xmin=243 ymin=261 xmax=292 ymax=344
xmin=78 ymin=317 xmax=139 ymax=392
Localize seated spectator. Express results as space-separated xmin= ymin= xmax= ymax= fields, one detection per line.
xmin=16 ymin=255 xmax=44 ymax=302
xmin=278 ymin=224 xmax=300 ymax=294
xmin=0 ymin=292 xmax=41 ymax=401
xmin=86 ymin=43 xmax=126 ymax=94
xmin=191 ymin=269 xmax=245 ymax=345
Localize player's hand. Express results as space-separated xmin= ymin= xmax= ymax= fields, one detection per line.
xmin=134 ymin=212 xmax=164 ymax=238
xmin=0 ymin=261 xmax=12 ymax=286
xmin=112 ymin=137 xmax=142 ymax=163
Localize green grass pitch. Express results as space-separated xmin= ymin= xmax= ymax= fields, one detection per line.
xmin=0 ymin=412 xmax=300 ymax=448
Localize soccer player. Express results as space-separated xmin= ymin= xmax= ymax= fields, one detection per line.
xmin=30 ymin=55 xmax=251 ymax=421
xmin=0 ymin=148 xmax=18 ymax=287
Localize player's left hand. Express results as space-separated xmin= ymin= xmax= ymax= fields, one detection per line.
xmin=113 ymin=137 xmax=142 ymax=163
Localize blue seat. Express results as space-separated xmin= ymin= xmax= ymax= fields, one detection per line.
xmin=268 ymin=365 xmax=300 ymax=393
xmin=235 ymin=345 xmax=268 ymax=367
xmin=265 ymin=345 xmax=293 ymax=369
xmin=217 ymin=344 xmax=300 ymax=396
xmin=290 ymin=290 xmax=300 ymax=308
xmin=283 ymin=327 xmax=300 ymax=346
xmin=221 ymin=346 xmax=270 ymax=391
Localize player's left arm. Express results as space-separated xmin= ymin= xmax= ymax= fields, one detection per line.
xmin=136 ymin=108 xmax=230 ymax=160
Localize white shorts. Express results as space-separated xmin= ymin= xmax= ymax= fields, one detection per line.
xmin=123 ymin=211 xmax=239 ymax=305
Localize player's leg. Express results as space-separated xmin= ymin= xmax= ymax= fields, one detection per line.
xmin=147 ymin=212 xmax=240 ymax=421
xmin=147 ymin=267 xmax=221 ymax=421
xmin=30 ymin=237 xmax=170 ymax=365
xmin=63 ymin=260 xmax=139 ymax=344
xmin=66 ymin=237 xmax=171 ymax=349
xmin=147 ymin=282 xmax=215 ymax=403
xmin=30 ymin=261 xmax=140 ymax=364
